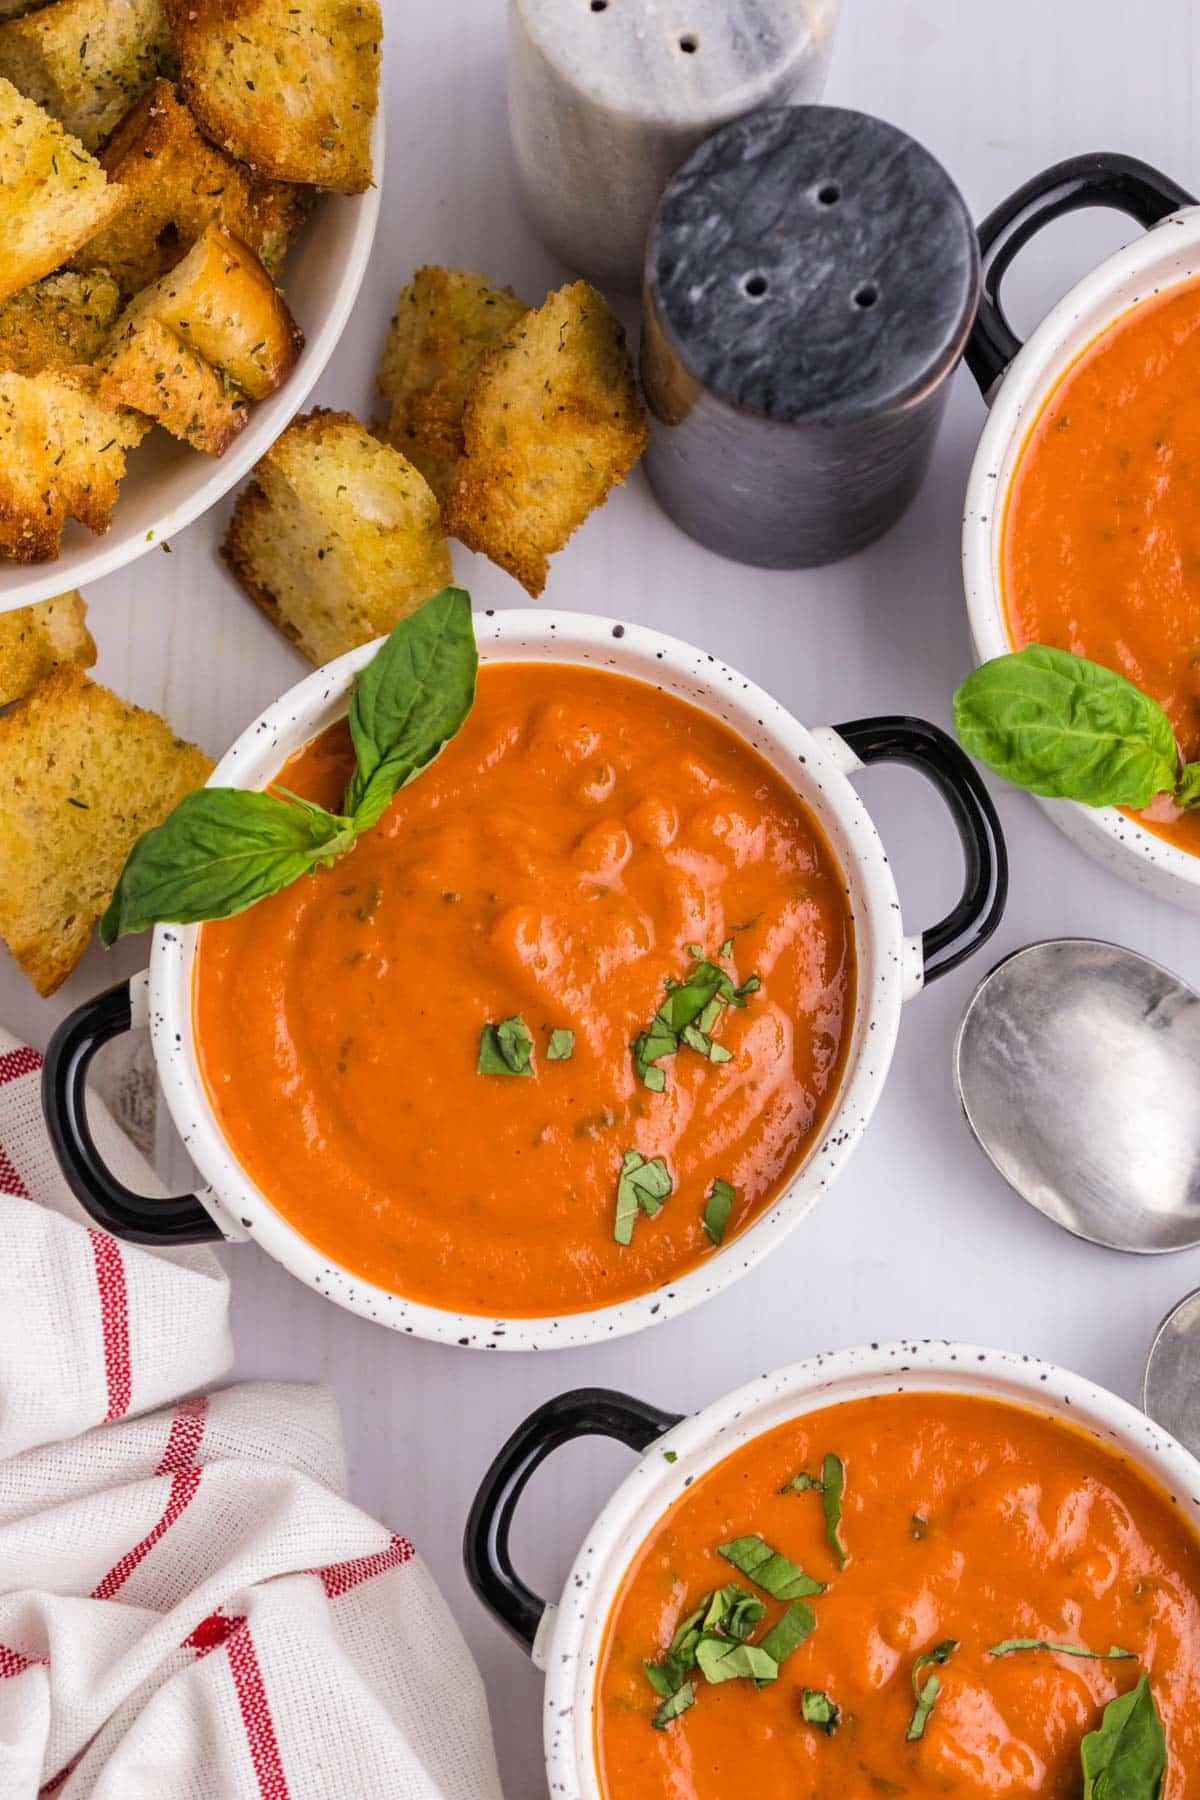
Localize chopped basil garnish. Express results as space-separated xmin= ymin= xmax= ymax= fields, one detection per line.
xmin=1080 ymin=1672 xmax=1166 ymax=1798
xmin=477 ymin=1014 xmax=533 ymax=1076
xmin=614 ymin=1150 xmax=672 ymax=1245
xmin=821 ymin=1453 xmax=848 ymax=1570
xmin=662 ymin=1450 xmax=677 ymax=1464
xmin=801 ymin=1689 xmax=840 ymax=1734
xmin=719 ymin=936 xmax=734 ymax=958
xmin=758 ymin=1601 xmax=815 ymax=1670
xmin=685 ymin=942 xmax=703 ymax=956
xmin=989 ymin=1639 xmax=1136 ymax=1661
xmin=780 ymin=1469 xmax=821 ymax=1495
xmin=695 ymin=1638 xmax=777 ymax=1685
xmin=906 ymin=1640 xmax=957 ymax=1742
xmin=718 ymin=1536 xmax=826 ymax=1600
xmin=702 ymin=1178 xmax=735 ymax=1245
xmin=546 ymin=1028 xmax=574 ymax=1061
xmin=632 ymin=956 xmax=759 ymax=1090
xmin=651 ymin=1681 xmax=695 ymax=1729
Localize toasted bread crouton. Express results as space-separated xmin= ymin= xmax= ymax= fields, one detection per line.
xmin=0 ymin=0 xmax=173 ymax=153
xmin=0 ymin=589 xmax=94 ymax=704
xmin=376 ymin=266 xmax=529 ymax=505
xmin=75 ymin=80 xmax=311 ymax=293
xmin=0 ymin=268 xmax=121 ymax=373
xmin=223 ymin=409 xmax=452 ymax=665
xmin=99 ymin=313 xmax=248 ymax=455
xmin=444 ymin=283 xmax=648 ymax=597
xmin=0 ymin=665 xmax=212 ymax=993
xmin=130 ymin=221 xmax=301 ymax=398
xmin=0 ymin=365 xmax=147 ymax=560
xmin=166 ymin=0 xmax=380 ymax=193
xmin=0 ymin=77 xmax=124 ymax=304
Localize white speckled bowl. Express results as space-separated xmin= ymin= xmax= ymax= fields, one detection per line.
xmin=962 ymin=188 xmax=1200 ymax=910
xmin=0 ymin=106 xmax=383 ymax=615
xmin=464 ymin=1339 xmax=1200 ymax=1799
xmin=46 ymin=611 xmax=1002 ymax=1349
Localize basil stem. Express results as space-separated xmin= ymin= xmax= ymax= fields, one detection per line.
xmin=906 ymin=1640 xmax=958 ymax=1742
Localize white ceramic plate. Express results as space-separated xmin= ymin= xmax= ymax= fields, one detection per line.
xmin=0 ymin=105 xmax=384 ymax=616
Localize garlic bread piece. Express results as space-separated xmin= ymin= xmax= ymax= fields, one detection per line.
xmin=137 ymin=222 xmax=302 ymax=399
xmin=0 ymin=269 xmax=121 ymax=373
xmin=376 ymin=266 xmax=529 ymax=505
xmin=0 ymin=76 xmax=124 ymax=304
xmin=0 ymin=365 xmax=147 ymax=560
xmin=0 ymin=590 xmax=94 ymax=705
xmin=76 ymin=80 xmax=311 ymax=293
xmin=224 ymin=409 xmax=452 ymax=665
xmin=445 ymin=282 xmax=648 ymax=597
xmin=0 ymin=0 xmax=173 ymax=153
xmin=166 ymin=0 xmax=380 ymax=193
xmin=0 ymin=665 xmax=212 ymax=993
xmin=99 ymin=313 xmax=248 ymax=456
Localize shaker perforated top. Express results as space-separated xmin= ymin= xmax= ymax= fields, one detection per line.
xmin=648 ymin=105 xmax=979 ymax=423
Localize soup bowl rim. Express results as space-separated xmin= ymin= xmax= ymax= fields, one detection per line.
xmin=534 ymin=1336 xmax=1200 ymax=1796
xmin=961 ymin=201 xmax=1200 ymax=900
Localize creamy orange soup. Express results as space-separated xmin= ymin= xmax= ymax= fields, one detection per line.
xmin=193 ymin=662 xmax=855 ymax=1317
xmin=596 ymin=1391 xmax=1200 ymax=1798
xmin=1002 ymin=277 xmax=1200 ymax=855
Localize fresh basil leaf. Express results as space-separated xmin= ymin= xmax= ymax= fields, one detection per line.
xmin=695 ymin=1636 xmax=777 ymax=1685
xmin=643 ymin=1659 xmax=676 ymax=1697
xmin=652 ymin=1680 xmax=695 ymax=1729
xmin=704 ymin=1587 xmax=764 ymax=1642
xmin=685 ymin=941 xmax=703 ymax=956
xmin=614 ymin=1150 xmax=672 ymax=1245
xmin=344 ymin=586 xmax=478 ymax=832
xmin=1178 ymin=762 xmax=1200 ymax=809
xmin=477 ymin=1015 xmax=533 ymax=1076
xmin=781 ymin=1470 xmax=822 ymax=1495
xmin=719 ymin=936 xmax=734 ymax=958
xmin=702 ymin=1178 xmax=735 ymax=1245
xmin=546 ymin=1028 xmax=574 ymax=1061
xmin=989 ymin=1639 xmax=1135 ymax=1661
xmin=662 ymin=1449 xmax=678 ymax=1464
xmin=906 ymin=1640 xmax=958 ymax=1742
xmin=1081 ymin=1672 xmax=1166 ymax=1799
xmin=718 ymin=1536 xmax=826 ymax=1600
xmin=801 ymin=1690 xmax=840 ymax=1734
xmin=953 ymin=646 xmax=1179 ymax=809
xmin=758 ymin=1601 xmax=816 ymax=1669
xmin=100 ymin=788 xmax=355 ymax=944
xmin=821 ymin=1453 xmax=848 ymax=1570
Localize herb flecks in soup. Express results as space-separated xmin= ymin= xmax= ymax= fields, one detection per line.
xmin=193 ymin=663 xmax=854 ymax=1317
xmin=1002 ymin=276 xmax=1200 ymax=855
xmin=595 ymin=1392 xmax=1200 ymax=1798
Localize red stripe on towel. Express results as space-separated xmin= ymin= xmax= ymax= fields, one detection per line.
xmin=91 ymin=1398 xmax=208 ymax=1600
xmin=227 ymin=1624 xmax=291 ymax=1799
xmin=0 ymin=1138 xmax=26 ymax=1197
xmin=318 ymin=1532 xmax=415 ymax=1597
xmin=88 ymin=1230 xmax=132 ymax=1420
xmin=157 ymin=1393 xmax=208 ymax=1474
xmin=0 ymin=1643 xmax=46 ymax=1678
xmin=184 ymin=1610 xmax=247 ymax=1657
xmin=0 ymin=1046 xmax=41 ymax=1085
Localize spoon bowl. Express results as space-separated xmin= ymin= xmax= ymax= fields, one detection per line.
xmin=1144 ymin=1286 xmax=1200 ymax=1459
xmin=954 ymin=938 xmax=1200 ymax=1253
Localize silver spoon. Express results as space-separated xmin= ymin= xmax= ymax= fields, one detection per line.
xmin=1144 ymin=1287 xmax=1200 ymax=1459
xmin=953 ymin=938 xmax=1200 ymax=1254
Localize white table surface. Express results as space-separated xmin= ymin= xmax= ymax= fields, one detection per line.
xmin=5 ymin=3 xmax=1200 ymax=1793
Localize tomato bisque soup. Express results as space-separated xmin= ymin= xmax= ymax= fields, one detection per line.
xmin=1002 ymin=277 xmax=1200 ymax=856
xmin=595 ymin=1392 xmax=1200 ymax=1798
xmin=193 ymin=662 xmax=854 ymax=1317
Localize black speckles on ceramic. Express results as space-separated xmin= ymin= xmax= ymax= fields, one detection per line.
xmin=642 ymin=105 xmax=980 ymax=567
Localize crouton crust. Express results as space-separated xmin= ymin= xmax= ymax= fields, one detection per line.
xmin=375 ymin=266 xmax=529 ymax=505
xmin=0 ymin=364 xmax=147 ymax=560
xmin=0 ymin=665 xmax=213 ymax=993
xmin=0 ymin=589 xmax=94 ymax=705
xmin=444 ymin=281 xmax=648 ymax=597
xmin=76 ymin=80 xmax=311 ymax=293
xmin=0 ymin=269 xmax=121 ymax=374
xmin=0 ymin=76 xmax=125 ymax=304
xmin=223 ymin=408 xmax=453 ymax=665
xmin=99 ymin=313 xmax=249 ymax=456
xmin=134 ymin=222 xmax=302 ymax=399
xmin=0 ymin=0 xmax=173 ymax=153
xmin=166 ymin=0 xmax=380 ymax=193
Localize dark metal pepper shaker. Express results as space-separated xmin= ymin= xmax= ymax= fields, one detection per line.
xmin=641 ymin=105 xmax=981 ymax=567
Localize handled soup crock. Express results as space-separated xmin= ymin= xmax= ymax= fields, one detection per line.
xmin=464 ymin=1339 xmax=1200 ymax=1798
xmin=962 ymin=150 xmax=1200 ymax=910
xmin=42 ymin=612 xmax=1005 ymax=1350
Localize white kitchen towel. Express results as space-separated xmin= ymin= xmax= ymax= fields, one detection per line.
xmin=0 ymin=1030 xmax=504 ymax=1800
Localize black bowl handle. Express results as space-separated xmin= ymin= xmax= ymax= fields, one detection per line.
xmin=42 ymin=975 xmax=223 ymax=1245
xmin=965 ymin=152 xmax=1196 ymax=394
xmin=835 ymin=716 xmax=1008 ymax=985
xmin=465 ymin=1386 xmax=683 ymax=1657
